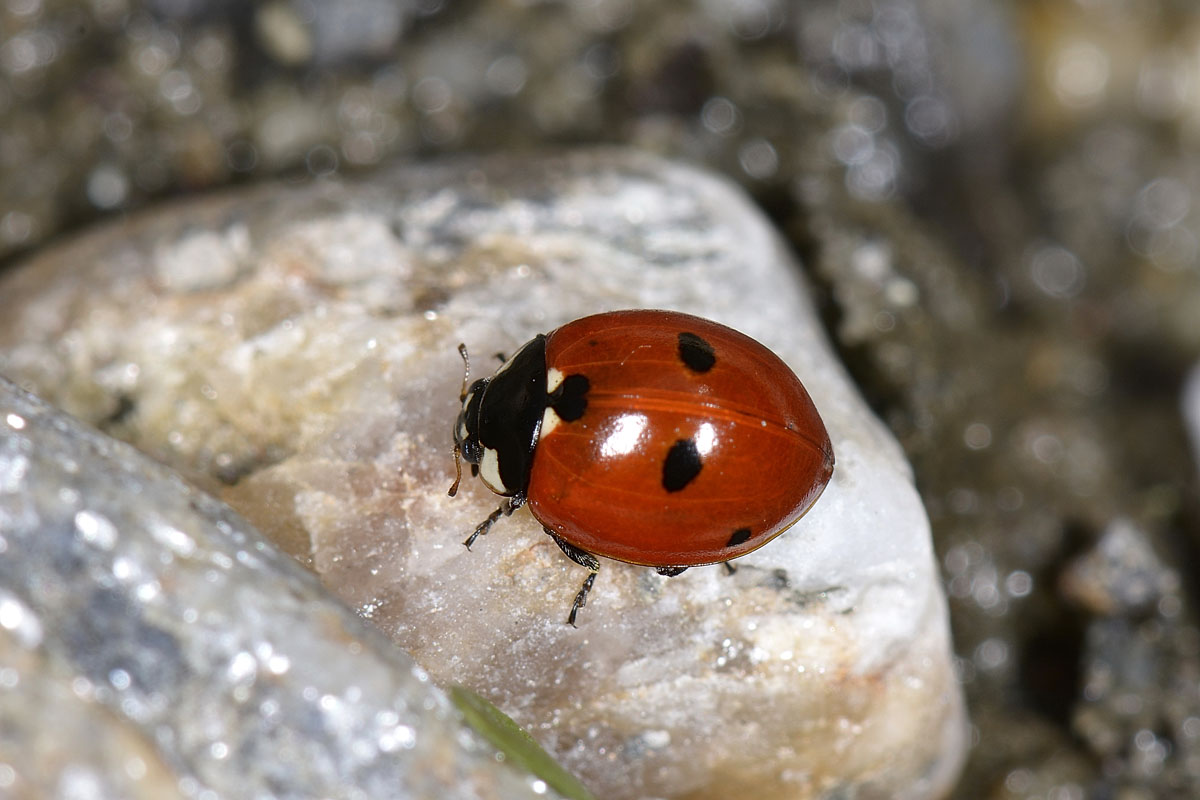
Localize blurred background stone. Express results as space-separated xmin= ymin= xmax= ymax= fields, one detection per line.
xmin=0 ymin=376 xmax=562 ymax=799
xmin=0 ymin=149 xmax=964 ymax=799
xmin=4 ymin=0 xmax=1200 ymax=796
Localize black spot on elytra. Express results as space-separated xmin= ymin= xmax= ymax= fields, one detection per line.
xmin=678 ymin=332 xmax=716 ymax=373
xmin=549 ymin=373 xmax=590 ymax=422
xmin=662 ymin=438 xmax=703 ymax=492
xmin=727 ymin=527 xmax=752 ymax=547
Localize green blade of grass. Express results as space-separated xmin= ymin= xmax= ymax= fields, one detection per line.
xmin=449 ymin=685 xmax=597 ymax=800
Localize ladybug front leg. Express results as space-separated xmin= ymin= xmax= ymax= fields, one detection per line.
xmin=545 ymin=529 xmax=601 ymax=626
xmin=463 ymin=492 xmax=526 ymax=550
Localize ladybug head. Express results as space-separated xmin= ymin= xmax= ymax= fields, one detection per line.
xmin=454 ymin=377 xmax=488 ymax=467
xmin=447 ymin=334 xmax=548 ymax=499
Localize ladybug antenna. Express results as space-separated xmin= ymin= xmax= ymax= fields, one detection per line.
xmin=457 ymin=343 xmax=471 ymax=401
xmin=448 ymin=343 xmax=471 ymax=498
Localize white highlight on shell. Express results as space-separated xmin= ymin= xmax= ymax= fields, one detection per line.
xmin=479 ymin=447 xmax=506 ymax=493
xmin=694 ymin=421 xmax=717 ymax=456
xmin=600 ymin=413 xmax=648 ymax=458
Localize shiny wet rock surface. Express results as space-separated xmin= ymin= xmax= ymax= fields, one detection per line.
xmin=0 ymin=376 xmax=559 ymax=799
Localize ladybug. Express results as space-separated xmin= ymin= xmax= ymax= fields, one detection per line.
xmin=449 ymin=309 xmax=834 ymax=625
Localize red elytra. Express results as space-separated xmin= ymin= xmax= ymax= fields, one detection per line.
xmin=449 ymin=309 xmax=835 ymax=624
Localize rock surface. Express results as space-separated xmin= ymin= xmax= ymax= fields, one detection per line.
xmin=0 ymin=149 xmax=966 ymax=798
xmin=0 ymin=378 xmax=559 ymax=800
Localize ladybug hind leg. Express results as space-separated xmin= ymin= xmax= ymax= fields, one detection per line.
xmin=463 ymin=492 xmax=526 ymax=550
xmin=568 ymin=574 xmax=597 ymax=628
xmin=655 ymin=566 xmax=688 ymax=577
xmin=545 ymin=529 xmax=601 ymax=627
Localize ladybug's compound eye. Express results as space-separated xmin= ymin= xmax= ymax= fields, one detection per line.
xmin=454 ymin=380 xmax=488 ymax=464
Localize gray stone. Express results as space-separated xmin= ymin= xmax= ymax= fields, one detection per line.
xmin=0 ymin=149 xmax=966 ymax=799
xmin=0 ymin=379 xmax=558 ymax=800
xmin=1060 ymin=518 xmax=1179 ymax=616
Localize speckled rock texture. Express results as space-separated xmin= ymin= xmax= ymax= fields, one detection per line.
xmin=0 ymin=150 xmax=966 ymax=799
xmin=0 ymin=378 xmax=561 ymax=799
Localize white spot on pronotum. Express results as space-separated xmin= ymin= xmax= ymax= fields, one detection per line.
xmin=546 ymin=366 xmax=564 ymax=393
xmin=541 ymin=406 xmax=563 ymax=437
xmin=479 ymin=447 xmax=506 ymax=493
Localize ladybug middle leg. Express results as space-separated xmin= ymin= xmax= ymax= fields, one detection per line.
xmin=545 ymin=529 xmax=601 ymax=626
xmin=463 ymin=492 xmax=526 ymax=550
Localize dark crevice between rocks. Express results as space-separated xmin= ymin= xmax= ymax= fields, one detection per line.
xmin=1019 ymin=519 xmax=1101 ymax=728
xmin=1018 ymin=607 xmax=1088 ymax=728
xmin=1169 ymin=495 xmax=1200 ymax=629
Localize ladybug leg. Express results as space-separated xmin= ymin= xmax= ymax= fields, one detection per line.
xmin=448 ymin=444 xmax=464 ymax=497
xmin=463 ymin=492 xmax=526 ymax=550
xmin=545 ymin=529 xmax=601 ymax=627
xmin=655 ymin=566 xmax=688 ymax=577
xmin=545 ymin=530 xmax=601 ymax=571
xmin=568 ymin=573 xmax=597 ymax=628
xmin=722 ymin=562 xmax=737 ymax=575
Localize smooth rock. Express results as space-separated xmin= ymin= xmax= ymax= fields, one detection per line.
xmin=0 ymin=378 xmax=558 ymax=800
xmin=0 ymin=149 xmax=966 ymax=799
